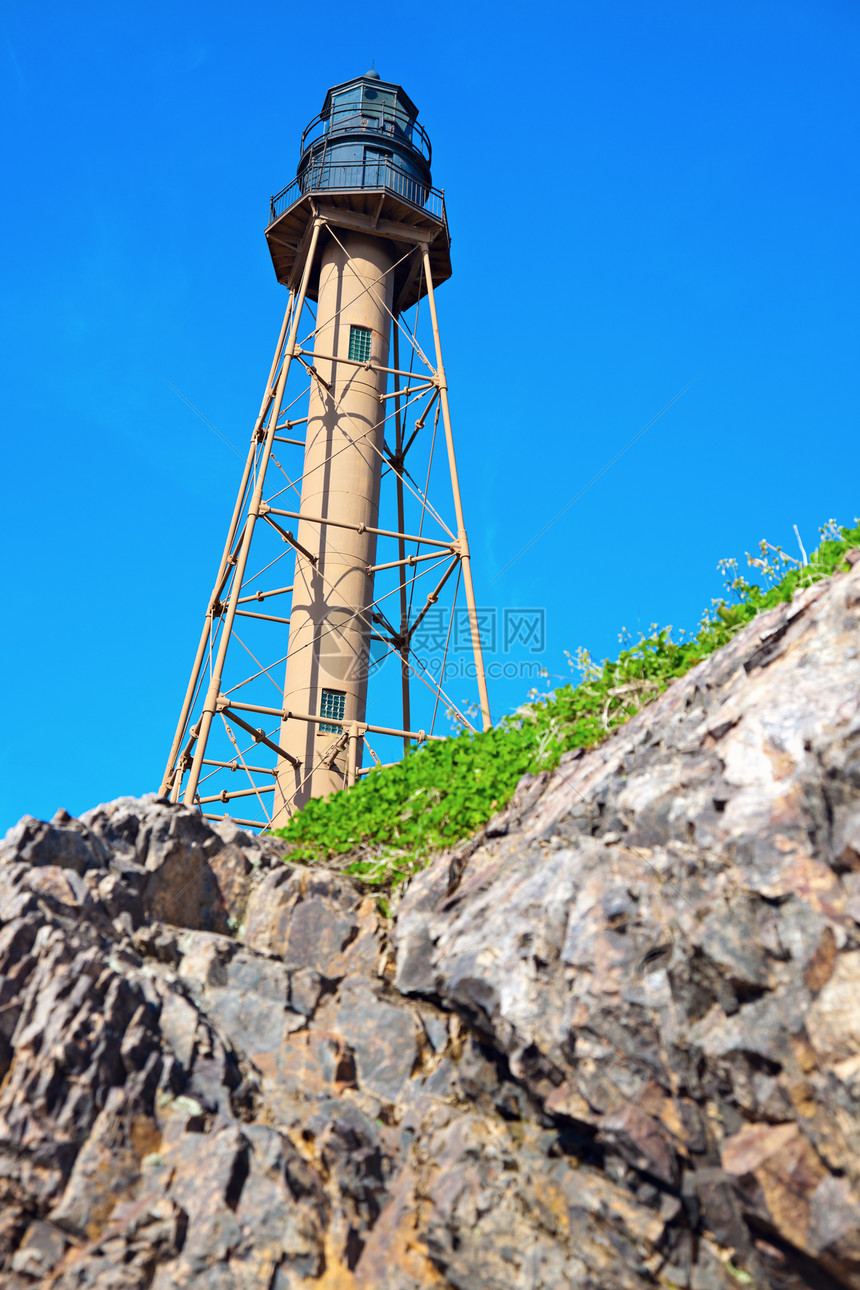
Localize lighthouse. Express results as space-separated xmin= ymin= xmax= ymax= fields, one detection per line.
xmin=159 ymin=71 xmax=490 ymax=828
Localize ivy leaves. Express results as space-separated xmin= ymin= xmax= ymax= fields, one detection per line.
xmin=271 ymin=521 xmax=859 ymax=891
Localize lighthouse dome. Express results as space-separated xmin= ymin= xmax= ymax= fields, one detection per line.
xmin=295 ymin=72 xmax=432 ymax=203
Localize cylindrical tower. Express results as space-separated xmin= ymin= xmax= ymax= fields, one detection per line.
xmin=276 ymin=231 xmax=395 ymax=805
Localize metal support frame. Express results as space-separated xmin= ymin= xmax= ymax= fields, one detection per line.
xmin=219 ymin=708 xmax=300 ymax=767
xmin=420 ymin=246 xmax=491 ymax=731
xmin=181 ymin=219 xmax=323 ymax=806
xmin=220 ymin=698 xmax=441 ymax=743
xmin=393 ymin=324 xmax=411 ymax=754
xmin=159 ymin=295 xmax=295 ymax=799
xmin=160 ymin=209 xmax=489 ymax=830
xmin=264 ymin=508 xmax=457 ymax=550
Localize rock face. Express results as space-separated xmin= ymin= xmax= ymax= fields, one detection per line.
xmin=0 ymin=561 xmax=859 ymax=1289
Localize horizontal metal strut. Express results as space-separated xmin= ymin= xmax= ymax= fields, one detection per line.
xmin=202 ymin=813 xmax=268 ymax=829
xmin=197 ymin=785 xmax=276 ymax=805
xmin=220 ymin=698 xmax=442 ymax=743
xmin=201 ymin=760 xmax=278 ymax=775
xmin=234 ymin=609 xmax=292 ymax=625
xmin=263 ymin=507 xmax=457 ymax=551
xmin=368 ymin=550 xmax=452 ymax=574
xmin=236 ymin=585 xmax=294 ymax=604
xmin=295 ymin=348 xmax=431 ymax=382
xmin=378 ymin=382 xmax=434 ymax=403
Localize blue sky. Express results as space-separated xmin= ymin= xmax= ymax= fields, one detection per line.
xmin=2 ymin=0 xmax=858 ymax=830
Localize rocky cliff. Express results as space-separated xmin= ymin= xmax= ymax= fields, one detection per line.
xmin=1 ymin=557 xmax=859 ymax=1289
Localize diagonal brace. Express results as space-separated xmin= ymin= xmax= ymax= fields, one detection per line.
xmin=218 ymin=704 xmax=300 ymax=768
xmin=261 ymin=511 xmax=317 ymax=565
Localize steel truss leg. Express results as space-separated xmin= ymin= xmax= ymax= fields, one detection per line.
xmin=158 ymin=293 xmax=296 ymax=799
xmin=420 ymin=247 xmax=492 ymax=731
xmin=181 ymin=220 xmax=323 ymax=806
xmin=392 ymin=323 xmax=412 ymax=754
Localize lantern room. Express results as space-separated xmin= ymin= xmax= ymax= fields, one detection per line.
xmin=296 ymin=70 xmax=433 ymax=201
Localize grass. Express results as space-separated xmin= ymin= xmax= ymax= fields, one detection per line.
xmin=271 ymin=519 xmax=859 ymax=892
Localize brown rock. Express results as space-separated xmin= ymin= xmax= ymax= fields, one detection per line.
xmin=9 ymin=1220 xmax=67 ymax=1278
xmin=50 ymin=1088 xmax=160 ymax=1238
xmin=722 ymin=1122 xmax=829 ymax=1256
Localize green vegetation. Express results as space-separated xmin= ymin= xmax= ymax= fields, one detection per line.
xmin=271 ymin=520 xmax=859 ymax=889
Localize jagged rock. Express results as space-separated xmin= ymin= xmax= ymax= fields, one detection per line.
xmin=396 ymin=556 xmax=860 ymax=1287
xmin=0 ymin=557 xmax=857 ymax=1286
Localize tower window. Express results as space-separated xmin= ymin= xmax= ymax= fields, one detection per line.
xmin=348 ymin=325 xmax=372 ymax=363
xmin=319 ymin=688 xmax=346 ymax=733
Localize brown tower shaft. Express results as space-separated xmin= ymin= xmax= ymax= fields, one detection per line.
xmin=274 ymin=232 xmax=394 ymax=816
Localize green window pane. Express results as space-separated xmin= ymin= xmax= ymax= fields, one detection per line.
xmin=348 ymin=325 xmax=372 ymax=363
xmin=319 ymin=688 xmax=346 ymax=734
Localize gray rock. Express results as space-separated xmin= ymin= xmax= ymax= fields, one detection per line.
xmin=335 ymin=977 xmax=417 ymax=1104
xmin=0 ymin=557 xmax=858 ymax=1287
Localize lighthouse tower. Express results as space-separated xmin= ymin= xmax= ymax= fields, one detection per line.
xmin=159 ymin=71 xmax=490 ymax=828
